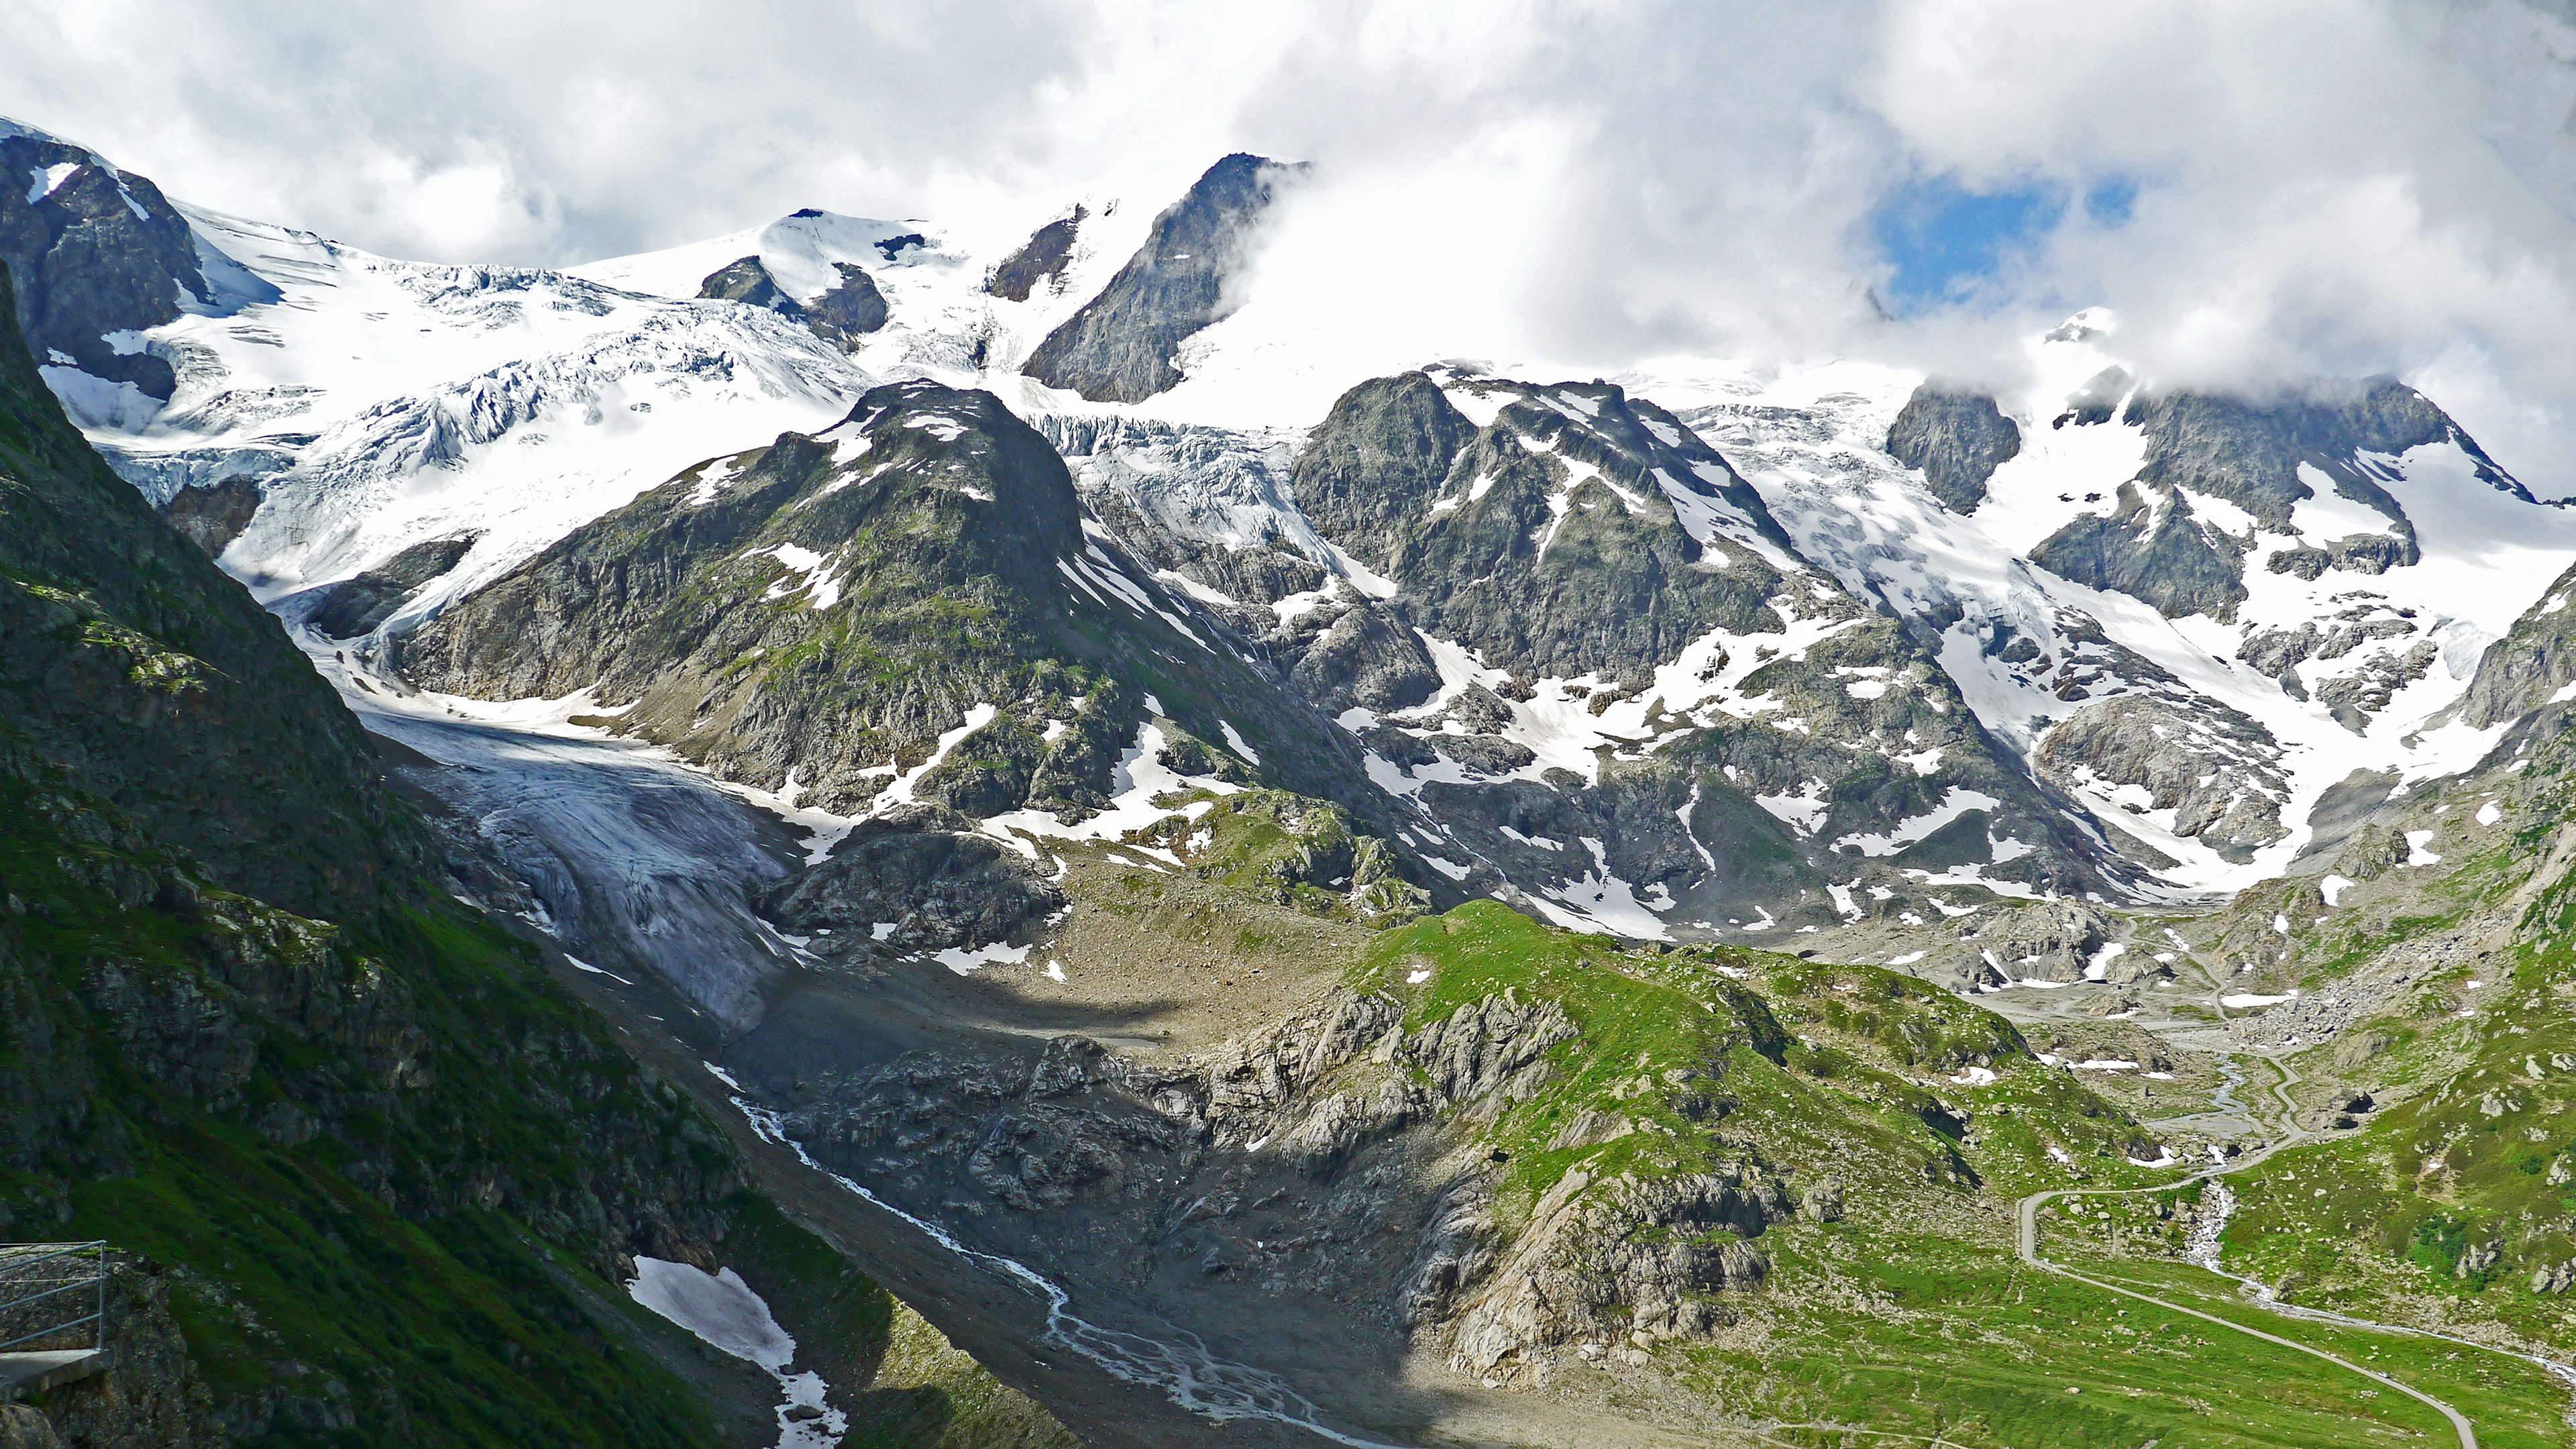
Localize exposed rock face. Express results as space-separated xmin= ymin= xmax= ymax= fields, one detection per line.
xmin=1287 ymin=372 xmax=1479 ymax=573
xmin=2055 ymin=365 xmax=2132 ymax=428
xmin=1334 ymin=373 xmax=1805 ymax=688
xmin=1123 ymin=788 xmax=1431 ymax=921
xmin=1949 ymin=902 xmax=2115 ymax=987
xmin=1062 ymin=366 xmax=2125 ymax=917
xmin=156 ymin=475 xmax=263 ymax=556
xmin=0 ymin=131 xmax=209 ymax=400
xmin=760 ymin=978 xmax=1803 ymax=1393
xmin=1286 ymin=601 xmax=1440 ymax=715
xmin=2239 ymin=601 xmax=2424 ymax=703
xmin=0 ymin=266 xmax=408 ymax=918
xmin=2035 ymin=696 xmax=2290 ymax=862
xmin=1267 ymin=371 xmax=2116 ymax=910
xmin=1884 ymin=383 xmax=2021 ymax=513
xmin=2458 ymin=559 xmax=2576 ymax=729
xmin=1442 ymin=1165 xmax=1782 ymax=1379
xmin=396 ymin=380 xmax=1105 ymax=809
xmin=1022 ymin=154 xmax=1299 ymax=402
xmin=0 ymin=1407 xmax=58 ymax=1449
xmin=803 ymin=261 xmax=889 ymax=341
xmin=698 ymin=255 xmax=886 ymax=350
xmin=2314 ymin=639 xmax=2439 ymax=733
xmin=987 ymin=207 xmax=1083 ymax=302
xmin=697 ymin=254 xmax=796 ymax=311
xmin=26 ymin=1263 xmax=218 ymax=1448
xmin=300 ymin=533 xmax=477 ymax=638
xmin=2031 ymin=379 xmax=2500 ymax=623
xmin=763 ymin=808 xmax=1066 ymax=953
xmin=2130 ymin=380 xmax=2513 ymax=526
xmin=2030 ymin=480 xmax=2250 ymax=621
xmin=1395 ymin=992 xmax=1577 ymax=1109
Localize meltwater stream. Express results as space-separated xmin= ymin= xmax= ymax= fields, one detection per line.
xmin=2178 ymin=1115 xmax=2576 ymax=1411
xmin=318 ymin=659 xmax=1416 ymax=1448
xmin=722 ymin=1092 xmax=1413 ymax=1448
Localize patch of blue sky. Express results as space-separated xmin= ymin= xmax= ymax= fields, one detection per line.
xmin=1872 ymin=173 xmax=2137 ymax=315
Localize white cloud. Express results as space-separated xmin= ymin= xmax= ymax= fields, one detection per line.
xmin=1852 ymin=0 xmax=2576 ymax=491
xmin=3 ymin=0 xmax=2575 ymax=485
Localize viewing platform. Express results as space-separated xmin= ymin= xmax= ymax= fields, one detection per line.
xmin=0 ymin=1242 xmax=107 ymax=1400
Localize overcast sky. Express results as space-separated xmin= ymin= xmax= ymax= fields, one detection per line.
xmin=7 ymin=0 xmax=2576 ymax=485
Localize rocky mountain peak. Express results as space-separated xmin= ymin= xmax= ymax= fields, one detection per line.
xmin=1288 ymin=370 xmax=1477 ymax=568
xmin=1885 ymin=382 xmax=2022 ymax=513
xmin=988 ymin=205 xmax=1085 ymax=302
xmin=1022 ymin=152 xmax=1303 ymax=402
xmin=2027 ymin=376 xmax=2505 ymax=625
xmin=697 ymin=250 xmax=887 ymax=350
xmin=0 ymin=123 xmax=210 ymax=400
xmin=696 ymin=252 xmax=795 ymax=310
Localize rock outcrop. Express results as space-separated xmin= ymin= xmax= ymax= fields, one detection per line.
xmin=697 ymin=254 xmax=798 ymax=311
xmin=804 ymin=261 xmax=890 ymax=342
xmin=394 ymin=380 xmax=1125 ymax=808
xmin=698 ymin=254 xmax=887 ymax=350
xmin=2031 ymin=378 xmax=2505 ymax=624
xmin=156 ymin=475 xmax=264 ymax=556
xmin=1885 ymin=383 xmax=2021 ymax=513
xmin=988 ymin=208 xmax=1083 ymax=302
xmin=2036 ymin=696 xmax=2290 ymax=861
xmin=0 ymin=129 xmax=211 ymax=400
xmin=1442 ymin=1165 xmax=1784 ymax=1379
xmin=764 ymin=977 xmax=1811 ymax=1393
xmin=2030 ymin=480 xmax=2251 ymax=621
xmin=1951 ymin=902 xmax=2117 ymax=986
xmin=2458 ymin=558 xmax=2576 ymax=729
xmin=764 ymin=808 xmax=1067 ymax=953
xmin=1022 ymin=154 xmax=1299 ymax=402
xmin=299 ymin=533 xmax=477 ymax=638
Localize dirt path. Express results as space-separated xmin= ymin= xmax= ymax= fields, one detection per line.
xmin=2012 ymin=1051 xmax=2562 ymax=1449
xmin=2015 ymin=1172 xmax=2477 ymax=1449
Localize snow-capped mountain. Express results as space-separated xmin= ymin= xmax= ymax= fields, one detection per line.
xmin=1656 ymin=317 xmax=2576 ymax=894
xmin=14 ymin=115 xmax=2569 ymax=953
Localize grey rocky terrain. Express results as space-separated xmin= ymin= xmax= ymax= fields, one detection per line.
xmin=390 ymin=378 xmax=1415 ymax=867
xmin=1884 ymin=382 xmax=2021 ymax=513
xmin=700 ymin=245 xmax=890 ymax=349
xmin=0 ymin=129 xmax=213 ymax=400
xmin=2031 ymin=379 xmax=2500 ymax=623
xmin=989 ymin=207 xmax=1085 ymax=302
xmin=1022 ymin=154 xmax=1301 ymax=402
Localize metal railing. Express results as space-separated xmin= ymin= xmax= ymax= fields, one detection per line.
xmin=0 ymin=1242 xmax=107 ymax=1355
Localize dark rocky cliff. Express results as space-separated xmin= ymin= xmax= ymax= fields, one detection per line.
xmin=2031 ymin=377 xmax=2503 ymax=623
xmin=0 ymin=133 xmax=209 ymax=400
xmin=0 ymin=266 xmax=402 ymax=919
xmin=1022 ymin=154 xmax=1297 ymax=402
xmin=1884 ymin=382 xmax=2020 ymax=513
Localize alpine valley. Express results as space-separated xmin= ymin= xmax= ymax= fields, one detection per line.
xmin=5 ymin=112 xmax=2576 ymax=1449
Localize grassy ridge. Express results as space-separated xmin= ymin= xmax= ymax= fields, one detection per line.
xmin=1350 ymin=904 xmax=2165 ymax=1214
xmin=1332 ymin=902 xmax=2576 ymax=1444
